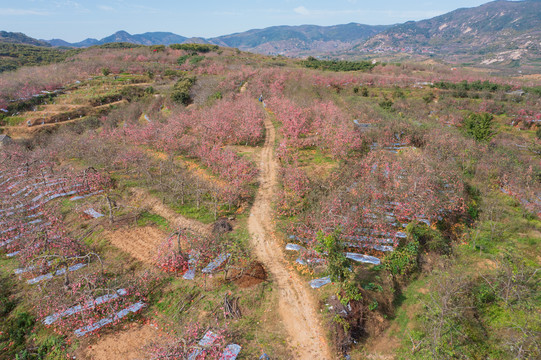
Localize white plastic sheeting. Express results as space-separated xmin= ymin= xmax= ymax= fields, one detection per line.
xmin=221 ymin=344 xmax=241 ymax=360
xmin=74 ymin=301 xmax=145 ymax=337
xmin=70 ymin=190 xmax=104 ymax=201
xmin=43 ymin=289 xmax=127 ymax=325
xmin=309 ymin=276 xmax=332 ymax=289
xmin=187 ymin=330 xmax=220 ymax=360
xmin=14 ymin=260 xmax=54 ymax=275
xmin=187 ymin=331 xmax=241 ymax=360
xmin=83 ymin=208 xmax=104 ymax=218
xmin=202 ymin=253 xmax=230 ymax=274
xmin=27 ymin=263 xmax=87 ymax=284
xmin=345 ymin=252 xmax=381 ymax=265
xmin=285 ymin=243 xmax=306 ymax=252
xmin=183 ymin=253 xmax=199 ymax=280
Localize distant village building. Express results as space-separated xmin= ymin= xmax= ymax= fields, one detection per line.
xmin=0 ymin=134 xmax=12 ymax=147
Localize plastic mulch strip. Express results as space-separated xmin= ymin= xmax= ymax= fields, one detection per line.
xmin=309 ymin=276 xmax=332 ymax=289
xmin=74 ymin=301 xmax=145 ymax=337
xmin=43 ymin=289 xmax=128 ymax=325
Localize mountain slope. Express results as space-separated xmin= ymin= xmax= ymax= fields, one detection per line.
xmin=98 ymin=31 xmax=186 ymax=46
xmin=0 ymin=31 xmax=51 ymax=47
xmin=210 ymin=23 xmax=391 ymax=56
xmin=359 ymin=0 xmax=540 ymax=64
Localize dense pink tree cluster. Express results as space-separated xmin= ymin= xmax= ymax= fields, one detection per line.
xmin=294 ymin=149 xmax=465 ymax=254
xmin=277 ymin=165 xmax=311 ymax=216
xmin=0 ymin=145 xmax=144 ymax=335
xmin=113 ymin=93 xmax=263 ymax=206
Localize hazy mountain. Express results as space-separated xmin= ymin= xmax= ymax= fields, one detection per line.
xmin=46 ymin=31 xmax=187 ymax=48
xmin=98 ymin=31 xmax=186 ymax=46
xmin=72 ymin=38 xmax=100 ymax=47
xmin=208 ymin=23 xmax=391 ymax=56
xmin=358 ymin=0 xmax=540 ymax=64
xmin=42 ymin=24 xmax=389 ymax=56
xmin=45 ymin=38 xmax=74 ymax=47
xmin=130 ymin=32 xmax=188 ymax=45
xmin=0 ymin=31 xmax=51 ymax=47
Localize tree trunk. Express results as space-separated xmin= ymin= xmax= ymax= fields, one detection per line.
xmin=106 ymin=195 xmax=114 ymax=224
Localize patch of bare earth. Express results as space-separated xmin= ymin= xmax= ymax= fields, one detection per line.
xmin=84 ymin=323 xmax=162 ymax=360
xmin=362 ymin=320 xmax=401 ymax=360
xmin=104 ymin=226 xmax=166 ymax=264
xmin=129 ymin=188 xmax=212 ymax=236
xmin=248 ymin=105 xmax=333 ymax=359
xmin=228 ymin=261 xmax=267 ymax=288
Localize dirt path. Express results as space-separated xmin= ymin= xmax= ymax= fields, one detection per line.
xmin=248 ymin=109 xmax=333 ymax=359
xmin=130 ymin=188 xmax=212 ymax=236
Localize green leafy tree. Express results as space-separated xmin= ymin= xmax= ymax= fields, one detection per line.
xmin=316 ymin=230 xmax=362 ymax=305
xmin=171 ymin=75 xmax=196 ymax=105
xmin=316 ymin=230 xmax=349 ymax=282
xmin=463 ymin=112 xmax=495 ymax=142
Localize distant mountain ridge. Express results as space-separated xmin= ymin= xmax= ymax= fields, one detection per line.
xmin=37 ymin=24 xmax=389 ymax=56
xmin=1 ymin=0 xmax=539 ymax=67
xmin=209 ymin=23 xmax=391 ymax=56
xmin=50 ymin=31 xmax=188 ymax=48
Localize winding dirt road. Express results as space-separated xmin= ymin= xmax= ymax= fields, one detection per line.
xmin=248 ymin=110 xmax=333 ymax=359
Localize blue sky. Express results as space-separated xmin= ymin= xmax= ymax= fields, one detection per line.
xmin=2 ymin=0 xmax=494 ymax=42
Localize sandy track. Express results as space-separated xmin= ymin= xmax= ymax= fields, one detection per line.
xmin=130 ymin=188 xmax=212 ymax=236
xmin=248 ymin=109 xmax=332 ymax=359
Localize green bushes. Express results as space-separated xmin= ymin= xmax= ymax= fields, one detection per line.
xmin=383 ymin=222 xmax=448 ymax=276
xmin=302 ymin=56 xmax=375 ymax=72
xmin=150 ymin=45 xmax=165 ymax=52
xmin=316 ymin=230 xmax=350 ymax=282
xmin=378 ymin=98 xmax=394 ymax=111
xmin=411 ymin=257 xmax=541 ymax=360
xmin=384 ymin=240 xmax=419 ymax=276
xmin=433 ymin=80 xmax=511 ymax=92
xmin=0 ymin=275 xmax=16 ymax=316
xmin=463 ymin=112 xmax=495 ymax=142
xmin=407 ymin=222 xmax=449 ymax=253
xmin=176 ymin=53 xmax=205 ymax=66
xmin=120 ymin=86 xmax=146 ymax=101
xmin=177 ymin=55 xmax=190 ymax=65
xmin=0 ymin=43 xmax=81 ymax=73
xmin=316 ymin=230 xmax=362 ymax=305
xmin=169 ymin=43 xmax=218 ymax=53
xmin=164 ymin=69 xmax=181 ymax=77
xmin=0 ymin=311 xmax=35 ymax=358
xmin=171 ymin=74 xmax=196 ymax=105
xmin=189 ymin=55 xmax=205 ymax=65
xmin=423 ymin=92 xmax=436 ymax=104
xmin=353 ymin=86 xmax=369 ymax=96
